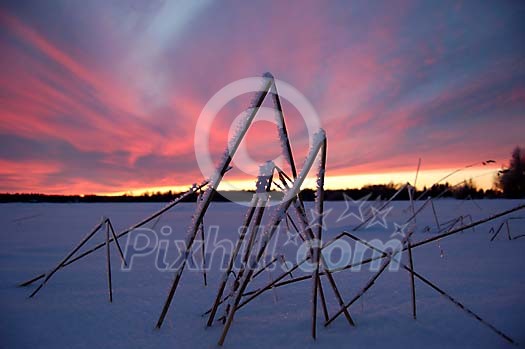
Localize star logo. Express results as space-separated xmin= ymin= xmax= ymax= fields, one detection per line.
xmin=307 ymin=208 xmax=333 ymax=233
xmin=390 ymin=222 xmax=410 ymax=238
xmin=337 ymin=193 xmax=372 ymax=223
xmin=366 ymin=205 xmax=393 ymax=229
xmin=284 ymin=230 xmax=301 ymax=246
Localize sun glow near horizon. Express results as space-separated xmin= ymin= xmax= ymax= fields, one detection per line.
xmin=0 ymin=1 xmax=522 ymax=197
xmin=97 ymin=167 xmax=499 ymax=197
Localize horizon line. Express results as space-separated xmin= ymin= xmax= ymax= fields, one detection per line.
xmin=0 ymin=167 xmax=500 ymax=197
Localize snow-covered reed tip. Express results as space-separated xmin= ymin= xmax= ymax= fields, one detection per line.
xmin=312 ymin=128 xmax=326 ymax=143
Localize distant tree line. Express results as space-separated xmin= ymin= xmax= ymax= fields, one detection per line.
xmin=495 ymin=146 xmax=525 ymax=198
xmin=2 ymin=146 xmax=523 ymax=203
xmin=0 ymin=183 xmax=504 ymax=203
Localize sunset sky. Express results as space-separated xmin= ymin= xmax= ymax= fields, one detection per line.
xmin=0 ymin=0 xmax=524 ymax=195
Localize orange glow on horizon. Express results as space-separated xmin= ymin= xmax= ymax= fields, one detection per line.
xmin=93 ymin=167 xmax=499 ymax=197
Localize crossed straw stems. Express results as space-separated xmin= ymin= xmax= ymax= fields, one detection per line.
xmin=207 ymin=203 xmax=523 ymax=345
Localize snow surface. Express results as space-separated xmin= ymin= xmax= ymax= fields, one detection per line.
xmin=1 ymin=200 xmax=524 ymax=348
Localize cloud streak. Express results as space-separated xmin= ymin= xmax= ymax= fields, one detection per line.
xmin=0 ymin=0 xmax=523 ymax=193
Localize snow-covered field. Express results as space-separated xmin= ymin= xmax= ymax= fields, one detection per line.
xmin=1 ymin=200 xmax=524 ymax=348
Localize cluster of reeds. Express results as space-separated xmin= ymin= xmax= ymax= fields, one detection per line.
xmin=19 ymin=73 xmax=524 ymax=346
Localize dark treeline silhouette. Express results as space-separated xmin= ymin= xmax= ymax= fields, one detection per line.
xmin=4 ymin=147 xmax=524 ymax=203
xmin=496 ymin=146 xmax=525 ymax=198
xmin=0 ymin=182 xmax=504 ymax=203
